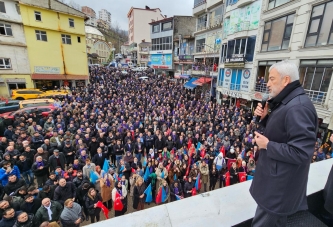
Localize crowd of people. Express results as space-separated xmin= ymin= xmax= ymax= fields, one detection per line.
xmin=0 ymin=65 xmax=329 ymax=226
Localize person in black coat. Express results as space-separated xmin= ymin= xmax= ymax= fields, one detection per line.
xmin=124 ymin=139 xmax=134 ymax=154
xmin=132 ymin=177 xmax=146 ymax=210
xmin=250 ymin=61 xmax=318 ymax=227
xmin=92 ymin=147 xmax=107 ymax=167
xmin=53 ymin=179 xmax=76 ymax=205
xmin=154 ymin=135 xmax=165 ymax=152
xmin=184 ymin=177 xmax=194 ymax=198
xmin=176 ymin=135 xmax=185 ymax=150
xmin=62 ymin=141 xmax=75 ymax=165
xmin=209 ymin=164 xmax=219 ymax=191
xmin=170 ymin=181 xmax=183 ymax=202
xmin=76 ymin=182 xmax=94 ymax=221
xmin=84 ymin=188 xmax=102 ymax=224
xmin=48 ymin=150 xmax=66 ymax=172
xmin=4 ymin=174 xmax=26 ymax=195
xmin=229 ymin=162 xmax=238 ymax=185
xmin=37 ymin=185 xmax=56 ymax=200
xmin=20 ymin=195 xmax=42 ymax=215
xmin=88 ymin=137 xmax=99 ymax=157
xmin=134 ymin=138 xmax=145 ymax=161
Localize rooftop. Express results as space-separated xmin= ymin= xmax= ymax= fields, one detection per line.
xmin=85 ymin=26 xmax=104 ymax=37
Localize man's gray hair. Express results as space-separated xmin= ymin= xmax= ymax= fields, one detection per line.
xmin=269 ymin=60 xmax=299 ymax=82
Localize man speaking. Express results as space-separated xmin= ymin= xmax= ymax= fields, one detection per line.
xmin=250 ymin=60 xmax=318 ymax=226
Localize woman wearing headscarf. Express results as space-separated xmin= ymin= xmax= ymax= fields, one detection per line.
xmin=155 ymin=163 xmax=168 ymax=191
xmin=133 ymin=176 xmax=146 ymax=211
xmin=60 ymin=199 xmax=82 ymax=227
xmin=247 ymin=156 xmax=256 ymax=175
xmin=100 ymin=169 xmax=114 ymax=210
xmin=112 ymin=181 xmax=127 ymax=217
xmin=84 ymin=188 xmax=102 ymax=223
xmin=157 ymin=179 xmax=170 ymax=203
xmin=169 ymin=180 xmax=182 ymax=202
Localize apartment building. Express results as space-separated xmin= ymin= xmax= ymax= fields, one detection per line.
xmin=127 ymin=6 xmax=164 ymax=66
xmin=99 ymin=9 xmax=111 ymax=27
xmin=216 ymin=0 xmax=262 ymax=105
xmin=252 ymin=0 xmax=333 ymax=135
xmin=82 ymin=6 xmax=97 ymax=27
xmin=0 ymin=0 xmax=31 ymax=97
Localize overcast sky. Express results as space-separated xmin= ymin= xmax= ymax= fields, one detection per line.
xmin=68 ymin=0 xmax=193 ymax=30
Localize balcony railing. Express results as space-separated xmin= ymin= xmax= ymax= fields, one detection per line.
xmin=194 ymin=0 xmax=206 ymax=8
xmin=304 ymin=90 xmax=327 ymax=106
xmin=230 ymin=83 xmax=241 ymax=91
xmin=209 ymin=15 xmax=223 ymax=27
xmin=192 ymin=65 xmax=217 ymax=72
xmin=196 ymin=45 xmax=205 ymax=53
xmin=197 ymin=22 xmax=207 ymax=31
xmin=255 ymin=83 xmax=269 ymax=93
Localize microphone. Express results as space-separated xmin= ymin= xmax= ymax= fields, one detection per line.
xmin=256 ymin=94 xmax=269 ymax=123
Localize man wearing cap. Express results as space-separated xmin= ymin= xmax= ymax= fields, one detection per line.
xmin=48 ymin=150 xmax=66 ymax=172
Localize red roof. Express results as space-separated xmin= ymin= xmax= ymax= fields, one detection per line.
xmin=31 ymin=74 xmax=88 ymax=80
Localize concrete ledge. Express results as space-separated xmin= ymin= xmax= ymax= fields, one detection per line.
xmin=87 ymin=159 xmax=333 ymax=227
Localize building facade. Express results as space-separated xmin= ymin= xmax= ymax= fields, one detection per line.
xmin=127 ymin=6 xmax=165 ymax=66
xmin=81 ymin=6 xmax=97 ymax=27
xmin=0 ymin=0 xmax=32 ymax=97
xmin=99 ymin=9 xmax=111 ymax=28
xmin=20 ymin=0 xmax=89 ymax=90
xmin=85 ymin=26 xmax=112 ymax=64
xmin=252 ymin=0 xmax=333 ymax=134
xmin=216 ymin=0 xmax=262 ymax=105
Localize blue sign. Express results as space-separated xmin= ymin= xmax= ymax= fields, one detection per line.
xmin=151 ymin=54 xmax=172 ymax=69
xmin=215 ymin=38 xmax=221 ymax=44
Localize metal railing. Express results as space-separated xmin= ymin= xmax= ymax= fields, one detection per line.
xmin=230 ymin=83 xmax=241 ymax=91
xmin=194 ymin=0 xmax=206 ymax=8
xmin=304 ymin=90 xmax=327 ymax=106
xmin=196 ymin=45 xmax=205 ymax=53
xmin=192 ymin=65 xmax=217 ymax=72
xmin=209 ymin=15 xmax=223 ymax=27
xmin=255 ymin=83 xmax=269 ymax=93
xmin=197 ymin=22 xmax=207 ymax=31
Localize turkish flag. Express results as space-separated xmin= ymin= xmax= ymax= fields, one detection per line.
xmin=219 ymin=146 xmax=225 ymax=157
xmin=96 ymin=201 xmax=109 ymax=219
xmin=114 ymin=192 xmax=124 ymax=211
xmin=191 ymin=187 xmax=197 ymax=196
xmin=225 ymin=171 xmax=230 ymax=187
xmin=238 ymin=172 xmax=246 ymax=183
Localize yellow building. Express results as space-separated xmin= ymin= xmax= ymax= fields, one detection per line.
xmin=19 ymin=0 xmax=89 ymax=89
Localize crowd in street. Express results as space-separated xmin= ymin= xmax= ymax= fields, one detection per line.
xmin=0 ymin=65 xmax=330 ymax=227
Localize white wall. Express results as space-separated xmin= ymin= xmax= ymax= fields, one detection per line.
xmin=0 ymin=0 xmax=22 ymax=22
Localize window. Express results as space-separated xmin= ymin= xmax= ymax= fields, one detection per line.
xmin=268 ymin=0 xmax=291 ymax=10
xmin=195 ymin=38 xmax=205 ymax=52
xmin=225 ymin=36 xmax=256 ymax=61
xmin=220 ymin=44 xmax=227 ymax=63
xmin=255 ymin=60 xmax=280 ymax=92
xmin=0 ymin=1 xmax=6 ymax=13
xmin=197 ymin=14 xmax=207 ymax=31
xmin=299 ymin=59 xmax=333 ymax=105
xmin=69 ymin=18 xmax=74 ymax=27
xmin=162 ymin=22 xmax=172 ymax=31
xmin=0 ymin=58 xmax=11 ymax=69
xmin=152 ymin=24 xmax=160 ymax=33
xmin=0 ymin=23 xmax=12 ymax=36
xmin=35 ymin=11 xmax=41 ymax=21
xmin=261 ymin=14 xmax=294 ymax=52
xmin=151 ymin=36 xmax=172 ymax=51
xmin=35 ymin=30 xmax=47 ymax=41
xmin=62 ymin=34 xmax=71 ymax=44
xmin=305 ymin=1 xmax=333 ymax=47
xmin=194 ymin=0 xmax=206 ymax=8
xmin=226 ymin=0 xmax=238 ymax=7
xmin=77 ymin=36 xmax=81 ymax=43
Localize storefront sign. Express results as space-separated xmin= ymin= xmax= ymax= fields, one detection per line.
xmin=225 ymin=54 xmax=244 ymax=63
xmin=34 ymin=66 xmax=60 ymax=74
xmin=179 ymin=55 xmax=194 ymax=60
xmin=6 ymin=78 xmax=26 ymax=83
xmin=221 ymin=89 xmax=242 ymax=98
xmin=240 ymin=69 xmax=251 ymax=92
xmin=223 ymin=68 xmax=231 ymax=89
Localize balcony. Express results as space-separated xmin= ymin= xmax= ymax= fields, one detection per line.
xmin=193 ymin=0 xmax=207 ymax=15
xmin=254 ymin=83 xmax=269 ymax=94
xmin=196 ymin=22 xmax=207 ymax=32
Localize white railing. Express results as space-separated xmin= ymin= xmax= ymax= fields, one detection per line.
xmin=304 ymin=89 xmax=327 ymax=106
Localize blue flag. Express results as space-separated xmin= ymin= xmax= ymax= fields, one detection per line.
xmin=161 ymin=170 xmax=164 ymax=179
xmin=90 ymin=171 xmax=99 ymax=184
xmin=195 ymin=173 xmax=201 ymax=191
xmin=142 ymin=156 xmax=147 ymax=167
xmin=196 ymin=142 xmax=202 ymax=151
xmin=144 ymin=183 xmax=153 ymax=203
xmin=175 ymin=194 xmax=183 ymax=200
xmin=173 ymin=174 xmax=177 ymax=181
xmin=162 ymin=186 xmax=167 ymax=202
xmin=144 ymin=167 xmax=150 ymax=182
xmin=102 ymin=159 xmax=109 ymax=174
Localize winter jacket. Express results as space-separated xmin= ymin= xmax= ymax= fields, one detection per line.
xmin=31 ymin=160 xmax=49 ymax=177
xmin=85 ymin=193 xmax=102 ymax=216
xmin=0 ymin=165 xmax=21 ymax=186
xmin=13 ymin=214 xmax=35 ymax=227
xmin=48 ymin=153 xmax=66 ymax=171
xmin=35 ymin=201 xmax=63 ymax=226
xmin=53 ymin=182 xmax=76 ymax=205
xmin=4 ymin=178 xmax=26 ymax=195
xmin=20 ymin=198 xmax=42 ymax=215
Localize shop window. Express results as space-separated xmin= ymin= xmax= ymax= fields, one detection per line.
xmin=0 ymin=23 xmax=12 ymax=36
xmin=62 ymin=34 xmax=71 ymax=45
xmin=0 ymin=1 xmax=6 ymax=13
xmin=35 ymin=11 xmax=41 ymax=21
xmin=35 ymin=30 xmax=47 ymax=41
xmin=69 ymin=18 xmax=75 ymax=27
xmin=305 ymin=1 xmax=333 ymax=47
xmin=0 ymin=58 xmax=11 ymax=69
xmin=268 ymin=0 xmax=291 ymax=10
xmin=261 ymin=14 xmax=294 ymax=52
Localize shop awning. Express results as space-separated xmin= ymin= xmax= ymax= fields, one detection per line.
xmin=184 ymin=78 xmax=199 ymax=89
xmin=32 ymin=74 xmax=88 ymax=80
xmin=193 ymin=77 xmax=212 ymax=85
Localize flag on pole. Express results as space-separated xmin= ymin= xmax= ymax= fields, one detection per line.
xmin=102 ymin=159 xmax=109 ymax=174
xmin=225 ymin=171 xmax=230 ymax=186
xmin=143 ymin=167 xmax=150 ymax=182
xmin=143 ymin=183 xmax=152 ymax=203
xmin=96 ymin=201 xmax=109 ymax=219
xmin=195 ymin=173 xmax=201 ymax=191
